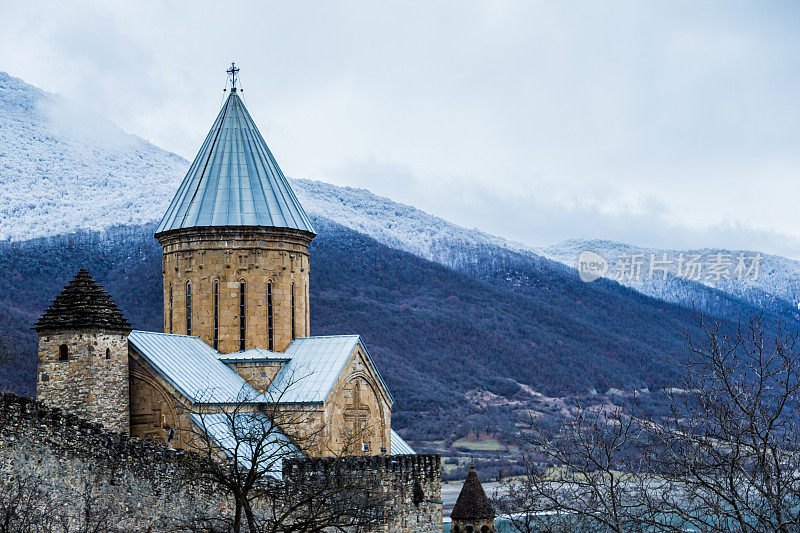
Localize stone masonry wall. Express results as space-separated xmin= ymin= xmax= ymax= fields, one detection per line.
xmin=158 ymin=226 xmax=313 ymax=354
xmin=37 ymin=330 xmax=129 ymax=433
xmin=1 ymin=394 xmax=443 ymax=532
xmin=0 ymin=393 xmax=227 ymax=531
xmin=285 ymin=454 xmax=443 ymax=533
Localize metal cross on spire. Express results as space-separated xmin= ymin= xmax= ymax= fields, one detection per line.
xmin=226 ymin=62 xmax=240 ymax=91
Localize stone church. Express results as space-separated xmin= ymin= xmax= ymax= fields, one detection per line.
xmin=33 ymin=74 xmax=415 ymax=461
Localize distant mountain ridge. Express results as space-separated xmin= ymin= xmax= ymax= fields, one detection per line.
xmin=542 ymin=239 xmax=800 ymax=323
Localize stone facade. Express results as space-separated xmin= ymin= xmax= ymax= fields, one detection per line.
xmin=37 ymin=331 xmax=130 ymax=433
xmin=128 ymin=354 xmax=192 ymax=446
xmin=228 ymin=360 xmax=285 ymax=393
xmin=157 ymin=226 xmax=313 ymax=353
xmin=322 ymin=343 xmax=392 ymax=455
xmin=259 ymin=342 xmax=393 ymax=457
xmin=451 ymin=518 xmax=494 ymax=533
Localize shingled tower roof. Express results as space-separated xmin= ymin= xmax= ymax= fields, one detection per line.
xmin=156 ymin=87 xmax=315 ymax=235
xmin=450 ymin=464 xmax=495 ymax=520
xmin=35 ymin=269 xmax=131 ymax=334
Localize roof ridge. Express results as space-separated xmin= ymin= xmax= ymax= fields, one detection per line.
xmin=294 ymin=334 xmax=361 ymax=340
xmin=131 ymin=330 xmax=205 ymax=339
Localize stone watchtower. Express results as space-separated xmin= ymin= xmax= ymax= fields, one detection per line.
xmin=35 ymin=269 xmax=132 ymax=433
xmin=155 ymin=77 xmax=315 ymax=355
xmin=450 ymin=464 xmax=496 ymax=533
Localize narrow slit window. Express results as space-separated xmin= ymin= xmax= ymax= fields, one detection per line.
xmin=213 ymin=280 xmax=219 ymax=350
xmin=239 ymin=281 xmax=246 ymax=351
xmin=168 ymin=283 xmax=173 ymax=334
xmin=58 ymin=344 xmax=68 ymax=361
xmin=186 ymin=281 xmax=192 ymax=335
xmin=291 ymin=282 xmax=296 ymax=340
xmin=105 ymin=348 xmax=111 ymax=359
xmin=267 ymin=282 xmax=274 ymax=351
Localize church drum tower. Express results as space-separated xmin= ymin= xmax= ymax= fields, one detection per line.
xmin=156 ymin=66 xmax=315 ymax=354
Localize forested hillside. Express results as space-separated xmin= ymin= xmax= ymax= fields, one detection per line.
xmin=0 ymin=216 xmax=777 ymax=453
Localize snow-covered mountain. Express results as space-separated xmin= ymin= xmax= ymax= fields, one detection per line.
xmin=2 ymin=70 xmax=797 ymax=324
xmin=541 ymin=239 xmax=800 ymax=320
xmin=0 ymin=72 xmax=541 ymax=268
xmin=291 ymin=179 xmax=535 ymax=268
xmin=0 ymin=72 xmax=187 ymax=240
xmin=0 ymin=71 xmax=529 ymax=259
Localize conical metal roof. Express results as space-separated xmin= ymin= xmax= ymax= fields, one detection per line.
xmin=157 ymin=91 xmax=315 ymax=234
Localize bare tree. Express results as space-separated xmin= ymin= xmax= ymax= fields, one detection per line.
xmin=497 ymin=311 xmax=800 ymax=532
xmin=493 ymin=401 xmax=652 ymax=532
xmin=180 ymin=373 xmax=388 ymax=533
xmin=0 ymin=473 xmax=121 ymax=533
xmin=0 ymin=474 xmax=58 ymax=533
xmin=643 ymin=312 xmax=800 ymax=532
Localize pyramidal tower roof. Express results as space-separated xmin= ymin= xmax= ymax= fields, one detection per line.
xmin=35 ymin=269 xmax=132 ymax=333
xmin=450 ymin=464 xmax=495 ymax=520
xmin=157 ymin=86 xmax=314 ymax=235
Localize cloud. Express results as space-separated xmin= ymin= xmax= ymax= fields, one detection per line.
xmin=328 ymin=158 xmax=800 ymax=259
xmin=2 ymin=1 xmax=800 ymax=257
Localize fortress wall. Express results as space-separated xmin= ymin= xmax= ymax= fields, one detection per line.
xmin=285 ymin=454 xmax=443 ymax=532
xmin=0 ymin=393 xmax=226 ymax=531
xmin=0 ymin=393 xmax=443 ymax=532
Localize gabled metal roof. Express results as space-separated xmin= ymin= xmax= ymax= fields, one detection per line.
xmin=129 ymin=330 xmax=258 ymax=404
xmin=156 ymin=91 xmax=315 ymax=234
xmin=190 ymin=412 xmax=298 ymax=477
xmin=267 ymin=335 xmax=393 ymax=405
xmin=391 ymin=430 xmax=416 ymax=455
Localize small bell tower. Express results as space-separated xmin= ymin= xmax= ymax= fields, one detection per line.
xmin=450 ymin=464 xmax=495 ymax=533
xmin=35 ymin=269 xmax=132 ymax=433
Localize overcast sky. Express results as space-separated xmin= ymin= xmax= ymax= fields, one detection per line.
xmin=3 ymin=1 xmax=800 ymax=257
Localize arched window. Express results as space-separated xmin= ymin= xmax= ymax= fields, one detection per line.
xmin=186 ymin=281 xmax=192 ymax=335
xmin=291 ymin=282 xmax=296 ymax=340
xmin=481 ymin=526 xmax=490 ymax=533
xmin=239 ymin=280 xmax=246 ymax=351
xmin=58 ymin=344 xmax=68 ymax=361
xmin=105 ymin=348 xmax=111 ymax=359
xmin=452 ymin=526 xmax=460 ymax=533
xmin=465 ymin=526 xmax=474 ymax=533
xmin=267 ymin=282 xmax=274 ymax=350
xmin=213 ymin=280 xmax=219 ymax=350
